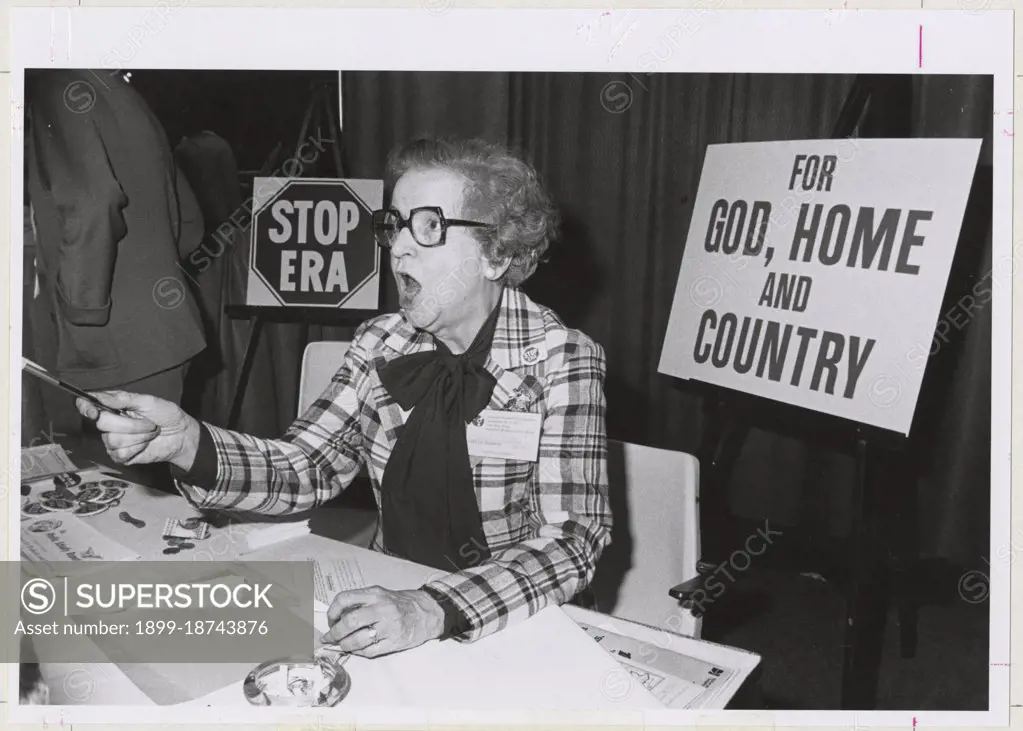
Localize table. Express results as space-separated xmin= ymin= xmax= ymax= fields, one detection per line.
xmin=20 ymin=437 xmax=759 ymax=721
xmin=188 ymin=535 xmax=669 ymax=711
xmin=33 ymin=534 xmax=664 ymax=715
xmin=22 ymin=440 xmax=666 ymax=715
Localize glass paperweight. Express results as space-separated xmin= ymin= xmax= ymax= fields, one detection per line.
xmin=243 ymin=651 xmax=351 ymax=707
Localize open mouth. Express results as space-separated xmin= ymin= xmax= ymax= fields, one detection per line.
xmin=397 ymin=272 xmax=422 ymax=302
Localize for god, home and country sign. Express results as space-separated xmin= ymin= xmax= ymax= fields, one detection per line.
xmin=658 ymin=139 xmax=982 ymax=434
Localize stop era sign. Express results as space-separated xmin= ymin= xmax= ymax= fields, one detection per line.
xmin=246 ymin=178 xmax=382 ymax=309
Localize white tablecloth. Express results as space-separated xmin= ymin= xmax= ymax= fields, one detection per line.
xmin=38 ymin=534 xmax=664 ymax=712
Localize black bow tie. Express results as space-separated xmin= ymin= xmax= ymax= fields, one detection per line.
xmin=376 ymin=303 xmax=502 ymax=572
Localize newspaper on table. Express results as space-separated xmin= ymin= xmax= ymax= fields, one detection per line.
xmin=22 ymin=513 xmax=141 ymax=563
xmin=575 ymin=620 xmax=738 ymax=709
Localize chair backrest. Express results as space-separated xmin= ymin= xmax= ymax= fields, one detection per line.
xmin=297 ymin=340 xmax=379 ymax=549
xmin=589 ymin=439 xmax=702 ymax=638
xmin=298 ymin=341 xmax=352 ymax=416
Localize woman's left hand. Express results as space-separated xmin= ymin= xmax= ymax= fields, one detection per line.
xmin=320 ymin=586 xmax=446 ymax=658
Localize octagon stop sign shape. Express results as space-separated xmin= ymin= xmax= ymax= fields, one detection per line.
xmin=252 ymin=179 xmax=379 ymax=307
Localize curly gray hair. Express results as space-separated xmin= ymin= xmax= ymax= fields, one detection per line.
xmin=385 ymin=136 xmax=559 ymax=288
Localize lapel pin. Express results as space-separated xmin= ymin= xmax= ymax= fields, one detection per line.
xmin=522 ymin=346 xmax=540 ymax=364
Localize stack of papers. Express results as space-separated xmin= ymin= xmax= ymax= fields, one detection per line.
xmin=241 ymin=519 xmax=311 ymax=552
xmin=312 ymin=557 xmax=366 ymax=605
xmin=20 ymin=443 xmax=78 ymax=480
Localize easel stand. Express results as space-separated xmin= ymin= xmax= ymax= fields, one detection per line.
xmin=225 ymin=306 xmax=378 ymax=429
xmin=226 ymin=79 xmax=355 ymax=429
xmin=683 ymin=74 xmax=921 ymax=709
xmin=688 ymin=384 xmax=915 ymax=710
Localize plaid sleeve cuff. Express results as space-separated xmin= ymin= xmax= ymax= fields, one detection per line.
xmin=421 ymin=585 xmax=472 ymax=640
xmin=169 ymin=423 xmax=218 ymax=489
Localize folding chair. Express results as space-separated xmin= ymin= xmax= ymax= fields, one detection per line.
xmin=298 ymin=340 xmax=377 ymax=548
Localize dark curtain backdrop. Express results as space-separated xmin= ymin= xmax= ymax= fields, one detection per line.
xmin=335 ymin=71 xmax=990 ymax=567
xmin=21 ymin=71 xmax=991 ymax=567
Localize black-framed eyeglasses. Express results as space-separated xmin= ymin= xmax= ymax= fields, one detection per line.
xmin=371 ymin=207 xmax=491 ymax=249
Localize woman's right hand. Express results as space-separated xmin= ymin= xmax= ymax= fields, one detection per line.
xmin=75 ymin=391 xmax=202 ymax=471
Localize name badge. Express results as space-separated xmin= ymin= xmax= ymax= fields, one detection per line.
xmin=466 ymin=409 xmax=542 ymax=462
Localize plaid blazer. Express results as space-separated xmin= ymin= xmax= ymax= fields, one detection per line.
xmin=176 ymin=287 xmax=612 ymax=643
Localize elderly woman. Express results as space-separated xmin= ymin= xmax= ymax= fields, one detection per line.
xmin=77 ymin=136 xmax=612 ymax=657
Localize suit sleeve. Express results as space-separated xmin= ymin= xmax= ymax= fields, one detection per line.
xmin=30 ymin=81 xmax=128 ymax=326
xmin=421 ymin=335 xmax=612 ymax=643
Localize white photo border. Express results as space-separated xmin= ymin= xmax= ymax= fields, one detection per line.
xmin=5 ymin=5 xmax=1012 ymax=728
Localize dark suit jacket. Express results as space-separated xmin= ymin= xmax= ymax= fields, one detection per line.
xmin=25 ymin=69 xmax=207 ymax=389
